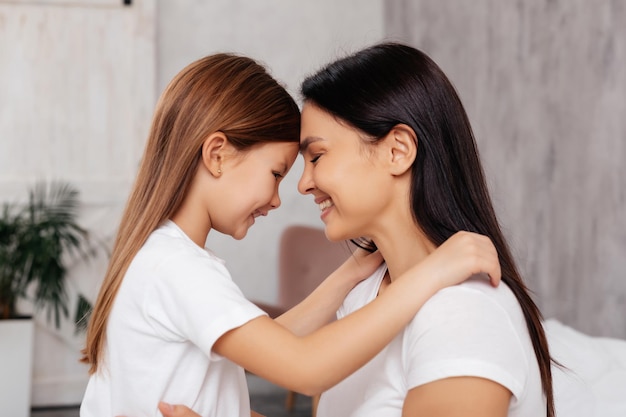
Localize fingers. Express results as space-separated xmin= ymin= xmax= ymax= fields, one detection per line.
xmin=158 ymin=402 xmax=199 ymax=417
xmin=464 ymin=232 xmax=500 ymax=286
xmin=446 ymin=231 xmax=501 ymax=287
xmin=158 ymin=402 xmax=174 ymax=417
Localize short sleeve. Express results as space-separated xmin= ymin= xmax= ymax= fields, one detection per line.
xmin=403 ymin=285 xmax=530 ymax=400
xmin=142 ymin=249 xmax=266 ymax=360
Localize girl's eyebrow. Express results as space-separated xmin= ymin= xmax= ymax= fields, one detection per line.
xmin=299 ymin=136 xmax=324 ymax=154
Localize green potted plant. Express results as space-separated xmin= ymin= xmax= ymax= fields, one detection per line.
xmin=0 ymin=181 xmax=95 ymax=417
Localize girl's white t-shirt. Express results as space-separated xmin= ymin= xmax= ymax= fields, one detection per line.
xmin=80 ymin=221 xmax=266 ymax=417
xmin=317 ymin=264 xmax=546 ymax=417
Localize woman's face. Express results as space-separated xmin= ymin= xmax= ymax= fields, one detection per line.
xmin=298 ymin=103 xmax=395 ymax=241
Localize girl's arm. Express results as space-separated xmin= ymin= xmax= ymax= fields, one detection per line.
xmin=214 ymin=231 xmax=501 ymax=396
xmin=274 ymin=248 xmax=383 ymax=336
xmin=402 ymin=377 xmax=511 ymax=417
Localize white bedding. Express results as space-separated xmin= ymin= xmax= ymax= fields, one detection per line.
xmin=545 ymin=319 xmax=626 ymax=417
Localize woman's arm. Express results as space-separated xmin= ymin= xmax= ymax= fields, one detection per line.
xmin=274 ymin=248 xmax=383 ymax=336
xmin=402 ymin=377 xmax=511 ymax=417
xmin=214 ymin=231 xmax=501 ymax=396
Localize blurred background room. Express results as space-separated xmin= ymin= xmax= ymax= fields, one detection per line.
xmin=0 ymin=0 xmax=624 ymax=415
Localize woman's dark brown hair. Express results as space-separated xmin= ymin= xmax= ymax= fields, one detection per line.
xmin=82 ymin=53 xmax=300 ymax=373
xmin=302 ymin=42 xmax=556 ymax=416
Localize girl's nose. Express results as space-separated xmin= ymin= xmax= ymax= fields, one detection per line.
xmin=269 ymin=189 xmax=281 ymax=210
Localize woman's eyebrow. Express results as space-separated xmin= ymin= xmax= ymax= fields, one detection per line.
xmin=299 ymin=136 xmax=324 ymax=154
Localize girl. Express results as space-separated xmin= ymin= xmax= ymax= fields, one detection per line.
xmin=79 ymin=53 xmax=501 ymax=417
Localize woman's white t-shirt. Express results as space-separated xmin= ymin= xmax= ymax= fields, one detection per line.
xmin=80 ymin=221 xmax=266 ymax=417
xmin=317 ymin=264 xmax=546 ymax=417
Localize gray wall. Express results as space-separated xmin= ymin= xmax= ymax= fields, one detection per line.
xmin=386 ymin=0 xmax=626 ymax=338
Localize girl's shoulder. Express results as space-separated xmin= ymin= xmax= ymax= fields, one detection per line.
xmin=130 ymin=222 xmax=229 ymax=284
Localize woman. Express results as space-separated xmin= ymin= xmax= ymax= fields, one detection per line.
xmin=296 ymin=42 xmax=554 ymax=417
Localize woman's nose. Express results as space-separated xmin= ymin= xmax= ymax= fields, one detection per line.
xmin=297 ymin=165 xmax=314 ymax=195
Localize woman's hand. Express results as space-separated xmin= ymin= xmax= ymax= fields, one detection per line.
xmin=157 ymin=402 xmax=266 ymax=417
xmin=157 ymin=403 xmax=198 ymax=417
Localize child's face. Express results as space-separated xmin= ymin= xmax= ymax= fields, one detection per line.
xmin=298 ymin=103 xmax=395 ymax=242
xmin=215 ymin=140 xmax=299 ymax=240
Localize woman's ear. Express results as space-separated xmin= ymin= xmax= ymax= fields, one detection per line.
xmin=386 ymin=124 xmax=417 ymax=176
xmin=200 ymin=132 xmax=229 ymax=177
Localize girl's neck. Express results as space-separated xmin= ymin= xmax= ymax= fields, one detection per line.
xmin=171 ymin=207 xmax=211 ymax=248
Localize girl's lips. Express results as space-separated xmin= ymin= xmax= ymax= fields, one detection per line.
xmin=252 ymin=210 xmax=268 ymax=218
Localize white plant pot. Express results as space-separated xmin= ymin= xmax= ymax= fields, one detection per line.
xmin=0 ymin=318 xmax=34 ymax=417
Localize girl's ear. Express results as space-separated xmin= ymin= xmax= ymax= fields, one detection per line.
xmin=200 ymin=132 xmax=229 ymax=177
xmin=385 ymin=124 xmax=417 ymax=176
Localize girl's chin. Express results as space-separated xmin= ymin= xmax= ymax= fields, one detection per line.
xmin=230 ymin=225 xmax=250 ymax=240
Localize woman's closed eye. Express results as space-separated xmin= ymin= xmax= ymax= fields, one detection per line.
xmin=310 ymin=154 xmax=321 ymax=164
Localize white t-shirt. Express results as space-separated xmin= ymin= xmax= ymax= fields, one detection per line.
xmin=80 ymin=221 xmax=266 ymax=417
xmin=317 ymin=264 xmax=545 ymax=417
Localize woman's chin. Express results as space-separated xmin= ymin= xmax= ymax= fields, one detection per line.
xmin=323 ymin=225 xmax=355 ymax=242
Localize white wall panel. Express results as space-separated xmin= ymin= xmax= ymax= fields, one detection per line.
xmin=0 ymin=0 xmax=155 ymax=405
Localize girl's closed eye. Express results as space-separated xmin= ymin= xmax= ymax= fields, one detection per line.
xmin=310 ymin=154 xmax=321 ymax=164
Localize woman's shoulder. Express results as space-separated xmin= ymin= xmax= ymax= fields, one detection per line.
xmin=338 ymin=264 xmax=388 ymax=317
xmin=408 ymin=277 xmax=530 ymax=341
xmin=427 ymin=276 xmax=521 ymax=316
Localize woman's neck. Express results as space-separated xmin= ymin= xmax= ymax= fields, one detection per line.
xmin=372 ymin=222 xmax=436 ymax=283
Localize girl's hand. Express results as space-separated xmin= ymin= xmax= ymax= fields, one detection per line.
xmin=334 ymin=246 xmax=383 ymax=288
xmin=417 ymin=231 xmax=501 ymax=289
xmin=273 ymin=245 xmax=381 ymax=337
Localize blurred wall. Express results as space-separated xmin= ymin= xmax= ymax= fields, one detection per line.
xmin=385 ymin=0 xmax=626 ymax=338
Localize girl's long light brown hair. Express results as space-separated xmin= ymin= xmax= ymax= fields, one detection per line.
xmin=81 ymin=53 xmax=300 ymax=374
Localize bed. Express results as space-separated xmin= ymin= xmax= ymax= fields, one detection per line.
xmin=546 ymin=319 xmax=626 ymax=416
